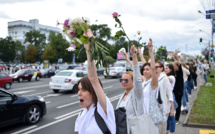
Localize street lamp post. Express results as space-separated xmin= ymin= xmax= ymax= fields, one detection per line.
xmin=199 ymin=29 xmax=211 ymax=63
xmin=198 ymin=10 xmax=213 ymax=66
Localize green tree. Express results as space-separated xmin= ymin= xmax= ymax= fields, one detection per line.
xmin=41 ymin=45 xmax=57 ymax=63
xmin=156 ymin=46 xmax=167 ymax=61
xmin=14 ymin=40 xmax=25 ymax=63
xmin=48 ymin=31 xmax=70 ymax=62
xmin=26 ymin=44 xmax=38 ymax=63
xmin=0 ymin=36 xmax=16 ymax=63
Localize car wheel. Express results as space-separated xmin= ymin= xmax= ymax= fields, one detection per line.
xmin=25 ymin=105 xmax=41 ymax=124
xmin=71 ymin=84 xmax=77 ymax=93
xmin=18 ymin=77 xmax=23 ymax=82
xmin=36 ymin=76 xmax=40 ymax=81
xmin=4 ymin=83 xmax=11 ymax=89
xmin=28 ymin=79 xmax=31 ymax=82
xmin=53 ymin=89 xmax=59 ymax=93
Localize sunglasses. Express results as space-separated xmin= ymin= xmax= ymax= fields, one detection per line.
xmin=155 ymin=66 xmax=161 ymax=69
xmin=119 ymin=79 xmax=128 ymax=83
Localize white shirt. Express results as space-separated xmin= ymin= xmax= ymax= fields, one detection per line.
xmin=169 ymin=75 xmax=176 ymax=91
xmin=75 ymin=97 xmax=116 ymax=134
xmin=142 ymin=79 xmax=158 ymax=113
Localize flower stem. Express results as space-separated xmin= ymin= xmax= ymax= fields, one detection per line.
xmin=121 ymin=27 xmax=131 ymax=44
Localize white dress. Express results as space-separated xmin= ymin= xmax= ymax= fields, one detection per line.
xmin=75 ymin=97 xmax=116 ymax=134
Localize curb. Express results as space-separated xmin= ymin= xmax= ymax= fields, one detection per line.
xmin=183 ymin=72 xmax=215 ymax=129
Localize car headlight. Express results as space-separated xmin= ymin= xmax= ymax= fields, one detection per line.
xmin=38 ymin=96 xmax=45 ymax=102
xmin=14 ymin=75 xmax=18 ymax=78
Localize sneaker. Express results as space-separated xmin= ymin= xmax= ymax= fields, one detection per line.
xmin=194 ymin=86 xmax=197 ymax=90
xmin=176 ymin=121 xmax=180 ymax=124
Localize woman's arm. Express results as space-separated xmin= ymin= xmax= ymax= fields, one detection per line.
xmin=123 ymin=53 xmax=133 ymax=69
xmin=83 ymin=29 xmax=107 ymax=115
xmin=138 ymin=47 xmax=146 ymax=65
xmin=148 ymin=38 xmax=158 ymax=90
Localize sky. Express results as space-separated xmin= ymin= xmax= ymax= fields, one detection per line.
xmin=0 ymin=0 xmax=213 ymax=57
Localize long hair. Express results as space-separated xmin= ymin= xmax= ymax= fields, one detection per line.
xmin=140 ymin=63 xmax=151 ymax=75
xmin=77 ymin=76 xmax=103 ymax=106
xmin=165 ymin=64 xmax=175 ymax=77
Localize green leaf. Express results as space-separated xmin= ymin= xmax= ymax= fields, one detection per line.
xmin=115 ymin=24 xmax=117 ymax=27
xmin=74 ymin=39 xmax=81 ymax=47
xmin=116 ymin=30 xmax=125 ymax=36
xmin=114 ymin=35 xmax=119 ymax=40
xmin=77 ymin=28 xmax=83 ymax=36
xmin=80 ymin=36 xmax=89 ymax=43
xmin=81 ymin=23 xmax=89 ymax=32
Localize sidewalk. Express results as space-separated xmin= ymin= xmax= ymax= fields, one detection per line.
xmin=175 ymin=73 xmax=215 ymax=134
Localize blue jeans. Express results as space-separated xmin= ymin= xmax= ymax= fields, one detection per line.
xmin=186 ymin=80 xmax=193 ymax=95
xmin=167 ymin=114 xmax=175 ymax=132
xmin=182 ymin=81 xmax=189 ymax=107
xmin=204 ymin=74 xmax=207 ymax=83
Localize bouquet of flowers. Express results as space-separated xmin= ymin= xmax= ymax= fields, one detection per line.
xmin=62 ymin=17 xmax=109 ymax=67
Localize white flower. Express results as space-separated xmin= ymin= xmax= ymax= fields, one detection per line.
xmin=119 ymin=48 xmax=126 ymax=53
xmin=141 ymin=47 xmax=144 ymax=52
xmin=66 ymin=46 xmax=76 ymax=52
xmin=83 ymin=17 xmax=90 ymax=24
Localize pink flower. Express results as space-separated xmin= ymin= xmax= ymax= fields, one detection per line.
xmin=70 ymin=44 xmax=76 ymax=49
xmin=112 ymin=12 xmax=118 ymax=18
xmin=64 ymin=19 xmax=70 ymax=29
xmin=70 ymin=31 xmax=76 ymax=37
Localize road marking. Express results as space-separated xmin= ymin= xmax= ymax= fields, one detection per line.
xmin=71 ymin=94 xmax=78 ymax=98
xmin=11 ymin=84 xmax=49 ymax=91
xmin=45 ymin=101 xmax=51 ymax=104
xmin=30 ymin=91 xmax=52 ymax=96
xmin=43 ymin=94 xmax=60 ymax=98
xmin=21 ymin=93 xmax=123 ymax=134
xmin=55 ymin=108 xmax=83 ymax=120
xmin=57 ymin=101 xmax=79 ymax=108
xmin=13 ymin=90 xmax=35 ymax=94
xmin=11 ymin=125 xmax=37 ymax=134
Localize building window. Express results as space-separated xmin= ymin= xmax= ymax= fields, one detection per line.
xmin=15 ymin=32 xmax=17 ymax=34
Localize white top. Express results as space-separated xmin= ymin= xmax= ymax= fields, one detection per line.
xmin=169 ymin=75 xmax=176 ymax=91
xmin=142 ymin=79 xmax=158 ymax=113
xmin=118 ymin=95 xmax=129 ymax=108
xmin=75 ymin=97 xmax=116 ymax=134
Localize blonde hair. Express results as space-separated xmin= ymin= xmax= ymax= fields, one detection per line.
xmin=123 ymin=71 xmax=133 ymax=81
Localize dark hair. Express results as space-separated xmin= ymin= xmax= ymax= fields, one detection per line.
xmin=77 ymin=76 xmax=103 ymax=106
xmin=140 ymin=63 xmax=150 ymax=75
xmin=155 ymin=61 xmax=164 ymax=71
xmin=165 ymin=64 xmax=175 ymax=77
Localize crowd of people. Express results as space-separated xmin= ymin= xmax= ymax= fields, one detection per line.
xmin=73 ymin=29 xmax=211 ymax=134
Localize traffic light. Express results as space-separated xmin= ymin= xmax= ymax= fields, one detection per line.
xmin=200 ymin=38 xmax=203 ymax=44
xmin=211 ymin=53 xmax=214 ymax=60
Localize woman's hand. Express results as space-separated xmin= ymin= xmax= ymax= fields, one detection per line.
xmin=130 ymin=43 xmax=137 ymax=57
xmin=148 ymin=38 xmax=153 ymax=52
xmin=170 ymin=107 xmax=174 ymax=116
xmin=83 ymin=29 xmax=94 ymax=51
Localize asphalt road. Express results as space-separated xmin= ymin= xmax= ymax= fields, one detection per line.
xmin=0 ymin=76 xmax=124 ymax=134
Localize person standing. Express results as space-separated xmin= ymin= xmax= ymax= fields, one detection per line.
xmin=75 ymin=29 xmax=116 ymax=134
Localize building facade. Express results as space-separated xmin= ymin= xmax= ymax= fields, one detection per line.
xmin=8 ymin=19 xmax=61 ymax=45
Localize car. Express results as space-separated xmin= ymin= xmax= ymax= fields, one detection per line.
xmin=73 ymin=67 xmax=88 ymax=71
xmin=0 ymin=73 xmax=13 ymax=89
xmin=0 ymin=88 xmax=46 ymax=128
xmin=9 ymin=69 xmax=42 ymax=82
xmin=49 ymin=70 xmax=88 ymax=93
xmin=41 ymin=69 xmax=56 ymax=78
xmin=97 ymin=67 xmax=105 ymax=75
xmin=114 ymin=61 xmax=132 ymax=71
xmin=55 ymin=64 xmax=79 ymax=74
xmin=67 ymin=64 xmax=79 ymax=70
xmin=103 ymin=67 xmax=126 ymax=78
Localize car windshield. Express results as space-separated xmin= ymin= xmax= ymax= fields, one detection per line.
xmin=109 ymin=67 xmax=117 ymax=70
xmin=14 ymin=70 xmax=25 ymax=75
xmin=41 ymin=69 xmax=48 ymax=73
xmin=114 ymin=63 xmax=125 ymax=67
xmin=73 ymin=67 xmax=82 ymax=70
xmin=55 ymin=71 xmax=73 ymax=76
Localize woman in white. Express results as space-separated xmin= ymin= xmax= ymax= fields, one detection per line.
xmin=155 ymin=61 xmax=174 ymax=134
xmin=75 ymin=29 xmax=116 ymax=134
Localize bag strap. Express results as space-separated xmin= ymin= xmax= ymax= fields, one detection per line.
xmin=94 ymin=107 xmax=111 ymax=134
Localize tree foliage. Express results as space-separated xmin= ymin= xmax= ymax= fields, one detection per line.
xmin=156 ymin=46 xmax=167 ymax=61
xmin=26 ymin=44 xmax=38 ymax=63
xmin=41 ymin=45 xmax=58 ymax=63
xmin=0 ymin=36 xmax=16 ymax=63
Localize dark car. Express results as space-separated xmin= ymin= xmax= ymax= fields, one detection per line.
xmin=9 ymin=69 xmax=42 ymax=82
xmin=97 ymin=67 xmax=105 ymax=75
xmin=0 ymin=73 xmax=13 ymax=89
xmin=67 ymin=64 xmax=79 ymax=70
xmin=0 ymin=88 xmax=46 ymax=128
xmin=41 ymin=69 xmax=55 ymax=78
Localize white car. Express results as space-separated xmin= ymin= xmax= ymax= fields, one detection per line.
xmin=49 ymin=70 xmax=88 ymax=93
xmin=104 ymin=67 xmax=126 ymax=78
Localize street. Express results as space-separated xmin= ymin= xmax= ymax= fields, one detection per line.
xmin=0 ymin=76 xmax=124 ymax=134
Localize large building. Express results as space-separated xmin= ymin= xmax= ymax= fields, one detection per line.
xmin=8 ymin=19 xmax=61 ymax=45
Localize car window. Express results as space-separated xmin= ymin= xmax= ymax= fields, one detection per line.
xmin=55 ymin=72 xmax=73 ymax=76
xmin=0 ymin=90 xmax=12 ymax=102
xmin=76 ymin=72 xmax=83 ymax=77
xmin=83 ymin=72 xmax=88 ymax=77
xmin=14 ymin=70 xmax=25 ymax=75
xmin=0 ymin=73 xmax=8 ymax=78
xmin=26 ymin=70 xmax=32 ymax=73
xmin=117 ymin=68 xmax=122 ymax=71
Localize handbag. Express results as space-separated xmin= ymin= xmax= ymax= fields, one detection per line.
xmin=128 ymin=95 xmax=157 ymax=134
xmin=150 ymin=85 xmax=166 ymax=125
xmin=115 ymin=107 xmax=127 ymax=134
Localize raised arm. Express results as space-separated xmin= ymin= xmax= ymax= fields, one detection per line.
xmin=148 ymin=38 xmax=158 ymax=90
xmin=83 ymin=29 xmax=107 ymax=115
xmin=123 ymin=53 xmax=133 ymax=69
xmin=138 ymin=47 xmax=146 ymax=65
